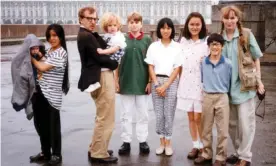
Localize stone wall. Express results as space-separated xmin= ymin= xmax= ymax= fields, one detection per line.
xmin=211 ymin=2 xmax=276 ymax=53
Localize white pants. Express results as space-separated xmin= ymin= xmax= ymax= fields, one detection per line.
xmin=229 ymin=97 xmax=256 ymax=162
xmin=120 ymin=95 xmax=149 ymax=143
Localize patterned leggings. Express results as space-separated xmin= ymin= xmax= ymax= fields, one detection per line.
xmin=151 ymin=77 xmax=179 ymax=140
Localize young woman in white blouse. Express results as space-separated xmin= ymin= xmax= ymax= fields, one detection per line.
xmin=177 ymin=12 xmax=208 ymax=159
xmin=145 ymin=17 xmax=181 ymax=156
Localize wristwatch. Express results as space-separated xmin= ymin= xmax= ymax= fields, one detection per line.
xmin=154 ymin=83 xmax=159 ymax=89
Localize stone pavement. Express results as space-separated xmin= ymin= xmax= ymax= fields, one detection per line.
xmin=1 ymin=41 xmax=276 ymax=166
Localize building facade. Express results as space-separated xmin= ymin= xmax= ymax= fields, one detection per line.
xmin=1 ymin=0 xmax=218 ymax=25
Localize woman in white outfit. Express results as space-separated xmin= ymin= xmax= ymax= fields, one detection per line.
xmin=177 ymin=12 xmax=208 ymax=159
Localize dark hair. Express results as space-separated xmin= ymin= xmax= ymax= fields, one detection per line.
xmin=182 ymin=12 xmax=207 ymax=40
xmin=156 ymin=17 xmax=175 ymax=40
xmin=207 ymin=33 xmax=225 ymax=46
xmin=46 ymin=24 xmax=70 ymax=95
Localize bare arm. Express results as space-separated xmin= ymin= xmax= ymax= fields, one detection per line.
xmin=179 ymin=67 xmax=182 ymax=78
xmin=97 ymin=46 xmax=120 ymax=55
xmin=114 ymin=66 xmax=120 ymax=92
xmin=254 ymin=58 xmax=265 ymax=94
xmin=31 ymin=57 xmax=54 ymax=72
xmin=162 ymin=67 xmax=181 ymax=88
xmin=149 ymin=65 xmax=158 ymax=85
xmin=155 ymin=67 xmax=181 ymax=96
xmin=254 ymin=58 xmax=261 ymax=83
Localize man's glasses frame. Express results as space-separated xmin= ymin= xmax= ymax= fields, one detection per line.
xmin=82 ymin=16 xmax=99 ymax=22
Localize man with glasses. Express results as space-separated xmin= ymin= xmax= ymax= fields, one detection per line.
xmin=77 ymin=6 xmax=118 ymax=163
xmin=194 ymin=33 xmax=232 ymax=166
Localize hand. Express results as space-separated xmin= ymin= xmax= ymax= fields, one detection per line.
xmin=115 ymin=80 xmax=120 ymax=93
xmin=145 ymin=83 xmax=152 ymax=94
xmin=257 ymin=82 xmax=265 ymax=94
xmin=97 ymin=48 xmax=104 ymax=54
xmin=156 ymin=83 xmax=168 ymax=97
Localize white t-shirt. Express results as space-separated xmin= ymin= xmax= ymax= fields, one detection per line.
xmin=103 ymin=31 xmax=126 ymax=49
xmin=144 ymin=40 xmax=182 ymax=77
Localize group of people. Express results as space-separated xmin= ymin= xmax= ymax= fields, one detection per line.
xmin=11 ymin=4 xmax=265 ymax=166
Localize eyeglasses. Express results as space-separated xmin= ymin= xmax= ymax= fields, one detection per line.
xmin=210 ymin=42 xmax=222 ymax=47
xmin=82 ymin=16 xmax=99 ymax=22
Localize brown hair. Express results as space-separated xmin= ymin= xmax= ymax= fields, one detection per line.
xmin=220 ymin=5 xmax=245 ymax=45
xmin=127 ymin=12 xmax=142 ymax=23
xmin=100 ymin=12 xmax=122 ymax=32
xmin=78 ymin=6 xmax=96 ymax=24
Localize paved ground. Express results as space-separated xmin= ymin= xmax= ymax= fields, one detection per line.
xmin=1 ymin=41 xmax=276 ymax=166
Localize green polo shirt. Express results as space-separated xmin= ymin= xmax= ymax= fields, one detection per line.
xmin=119 ymin=33 xmax=151 ymax=95
xmin=222 ymin=28 xmax=262 ymax=104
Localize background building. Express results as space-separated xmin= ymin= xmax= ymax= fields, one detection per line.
xmin=1 ymin=0 xmax=219 ymax=25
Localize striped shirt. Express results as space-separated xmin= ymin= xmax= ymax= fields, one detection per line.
xmin=38 ymin=47 xmax=67 ymax=110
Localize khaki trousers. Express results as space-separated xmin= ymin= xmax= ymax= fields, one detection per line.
xmin=89 ymin=70 xmax=115 ymax=158
xmin=201 ymin=93 xmax=230 ymax=161
xmin=229 ymin=97 xmax=256 ymax=162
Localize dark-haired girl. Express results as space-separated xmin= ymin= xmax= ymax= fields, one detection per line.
xmin=29 ymin=24 xmax=69 ymax=165
xmin=145 ymin=18 xmax=181 ymax=156
xmin=177 ymin=12 xmax=208 ymax=159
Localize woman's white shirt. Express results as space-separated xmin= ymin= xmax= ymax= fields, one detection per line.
xmin=144 ymin=40 xmax=182 ymax=77
xmin=177 ymin=37 xmax=209 ymax=101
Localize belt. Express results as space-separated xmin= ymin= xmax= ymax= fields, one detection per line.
xmin=156 ymin=74 xmax=169 ymax=78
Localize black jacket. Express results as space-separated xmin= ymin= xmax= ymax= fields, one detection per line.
xmin=77 ymin=27 xmax=118 ymax=91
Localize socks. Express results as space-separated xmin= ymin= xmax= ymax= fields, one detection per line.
xmin=193 ymin=141 xmax=199 ymax=148
xmin=198 ymin=140 xmax=203 ymax=149
xmin=193 ymin=140 xmax=203 ymax=149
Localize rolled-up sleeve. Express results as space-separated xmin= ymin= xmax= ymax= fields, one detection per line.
xmin=45 ymin=51 xmax=67 ymax=68
xmin=144 ymin=44 xmax=154 ymax=65
xmin=173 ymin=51 xmax=183 ymax=68
xmin=249 ymin=32 xmax=263 ymax=59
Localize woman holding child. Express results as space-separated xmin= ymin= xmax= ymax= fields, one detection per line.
xmin=29 ymin=24 xmax=69 ymax=165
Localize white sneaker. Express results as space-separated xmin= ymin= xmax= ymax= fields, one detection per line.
xmin=84 ymin=82 xmax=101 ymax=93
xmin=165 ymin=146 xmax=173 ymax=156
xmin=155 ymin=146 xmax=165 ymax=155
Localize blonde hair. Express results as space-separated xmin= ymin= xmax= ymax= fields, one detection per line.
xmin=220 ymin=5 xmax=245 ymax=45
xmin=100 ymin=12 xmax=122 ymax=32
xmin=127 ymin=12 xmax=143 ymax=23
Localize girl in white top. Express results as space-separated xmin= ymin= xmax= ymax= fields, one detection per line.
xmin=145 ymin=17 xmax=181 ymax=156
xmin=177 ymin=12 xmax=209 ymax=159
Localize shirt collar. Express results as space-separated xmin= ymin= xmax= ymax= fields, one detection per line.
xmin=205 ymin=55 xmax=225 ymax=67
xmin=223 ymin=27 xmax=239 ymax=41
xmin=158 ymin=39 xmax=176 ymax=47
xmin=188 ymin=38 xmax=203 ymax=44
xmin=128 ymin=32 xmax=144 ymax=40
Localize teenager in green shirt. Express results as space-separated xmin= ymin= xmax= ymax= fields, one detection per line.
xmin=115 ymin=12 xmax=152 ymax=155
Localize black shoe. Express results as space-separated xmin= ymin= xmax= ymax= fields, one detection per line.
xmin=48 ymin=155 xmax=62 ymax=165
xmin=226 ymin=154 xmax=239 ymax=164
xmin=139 ymin=142 xmax=150 ymax=154
xmin=89 ymin=156 xmax=118 ymax=163
xmin=118 ymin=142 xmax=131 ymax=155
xmin=88 ymin=150 xmax=113 ymax=157
xmin=30 ymin=153 xmax=50 ymax=163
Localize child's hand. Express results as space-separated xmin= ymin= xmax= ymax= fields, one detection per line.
xmin=97 ymin=48 xmax=104 ymax=55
